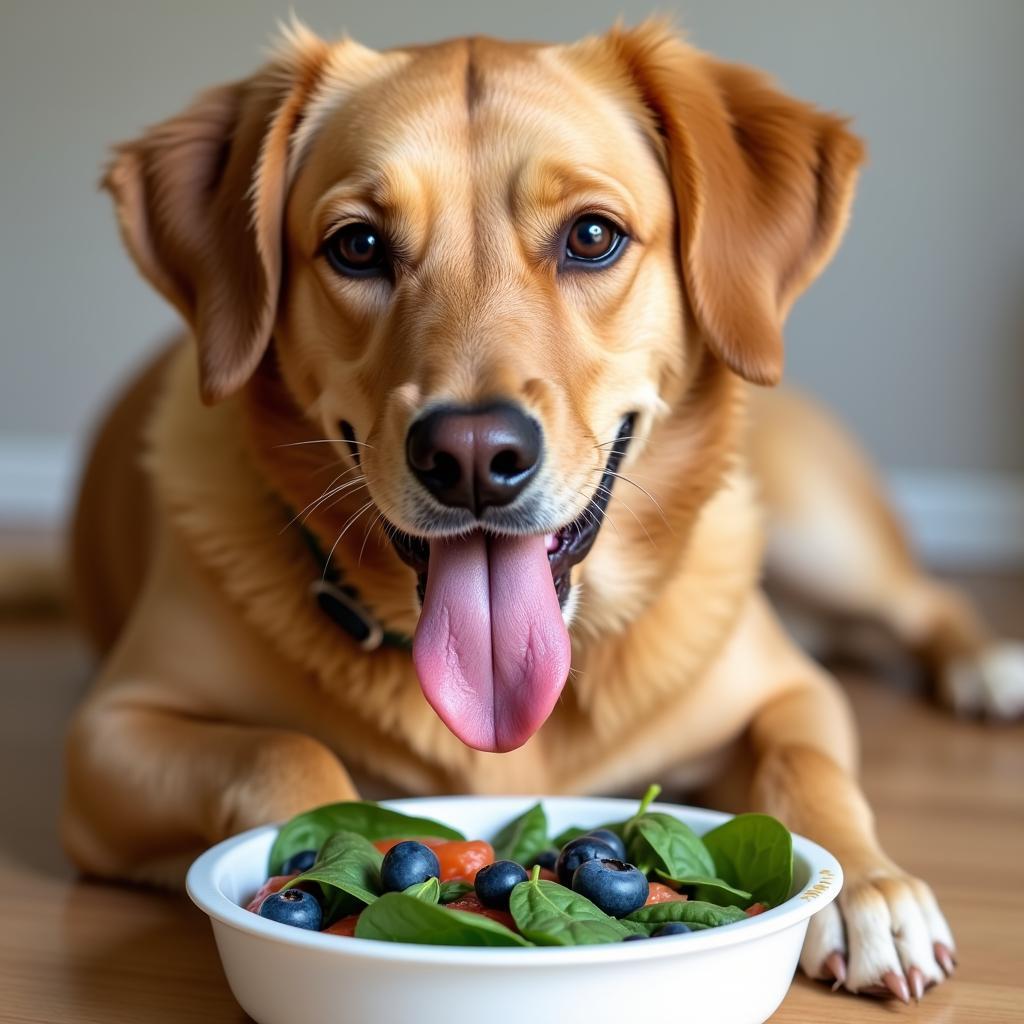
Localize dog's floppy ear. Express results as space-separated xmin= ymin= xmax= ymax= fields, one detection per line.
xmin=610 ymin=22 xmax=865 ymax=385
xmin=102 ymin=23 xmax=331 ymax=403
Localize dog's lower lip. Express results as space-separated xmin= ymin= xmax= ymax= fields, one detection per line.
xmin=389 ymin=415 xmax=636 ymax=607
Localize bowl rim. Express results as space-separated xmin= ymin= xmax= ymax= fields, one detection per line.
xmin=187 ymin=795 xmax=842 ymax=967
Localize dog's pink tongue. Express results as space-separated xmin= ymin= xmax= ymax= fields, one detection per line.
xmin=413 ymin=532 xmax=571 ymax=752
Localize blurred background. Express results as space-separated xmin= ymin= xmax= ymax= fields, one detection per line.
xmin=1 ymin=0 xmax=1022 ymax=565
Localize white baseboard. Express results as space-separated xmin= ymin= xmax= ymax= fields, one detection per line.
xmin=0 ymin=436 xmax=78 ymax=527
xmin=887 ymin=470 xmax=1024 ymax=568
xmin=1 ymin=435 xmax=1022 ymax=567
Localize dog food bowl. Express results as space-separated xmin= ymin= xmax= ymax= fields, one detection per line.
xmin=187 ymin=796 xmax=842 ymax=1024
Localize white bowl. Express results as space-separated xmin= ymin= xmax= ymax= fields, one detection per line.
xmin=187 ymin=796 xmax=841 ymax=1024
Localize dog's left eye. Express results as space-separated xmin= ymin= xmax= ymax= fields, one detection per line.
xmin=564 ymin=215 xmax=626 ymax=267
xmin=323 ymin=223 xmax=388 ymax=277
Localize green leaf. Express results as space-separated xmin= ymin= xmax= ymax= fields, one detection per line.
xmin=269 ymin=801 xmax=464 ymax=875
xmin=653 ymin=871 xmax=751 ymax=908
xmin=438 ymin=880 xmax=473 ymax=904
xmin=282 ymin=830 xmax=383 ymax=921
xmin=491 ymin=802 xmax=549 ymax=863
xmin=551 ymin=825 xmax=587 ymax=848
xmin=626 ymin=813 xmax=716 ymax=879
xmin=402 ymin=877 xmax=441 ymax=903
xmin=700 ymin=813 xmax=793 ymax=908
xmin=354 ymin=893 xmax=531 ymax=946
xmin=626 ymin=899 xmax=747 ymax=932
xmin=509 ymin=878 xmax=629 ymax=946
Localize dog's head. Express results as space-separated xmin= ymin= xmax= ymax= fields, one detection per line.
xmin=104 ymin=19 xmax=863 ymax=751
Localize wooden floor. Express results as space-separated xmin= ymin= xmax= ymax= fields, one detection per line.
xmin=0 ymin=572 xmax=1021 ymax=1023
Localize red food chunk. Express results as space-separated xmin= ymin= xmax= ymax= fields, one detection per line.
xmin=644 ymin=882 xmax=688 ymax=906
xmin=538 ymin=867 xmax=558 ymax=883
xmin=325 ymin=913 xmax=361 ymax=936
xmin=444 ymin=892 xmax=516 ymax=930
xmin=433 ymin=840 xmax=495 ymax=883
xmin=745 ymin=902 xmax=768 ymax=917
xmin=245 ymin=873 xmax=299 ymax=913
xmin=372 ymin=837 xmax=494 ymax=882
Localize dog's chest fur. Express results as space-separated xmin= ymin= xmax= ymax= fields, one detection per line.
xmin=145 ymin=345 xmax=764 ymax=797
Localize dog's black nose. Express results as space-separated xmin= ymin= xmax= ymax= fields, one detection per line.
xmin=406 ymin=402 xmax=542 ymax=515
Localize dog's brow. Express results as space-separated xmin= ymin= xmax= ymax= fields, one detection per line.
xmin=511 ymin=161 xmax=639 ymax=227
xmin=313 ymin=167 xmax=427 ymax=234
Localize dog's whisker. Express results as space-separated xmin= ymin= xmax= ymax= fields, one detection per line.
xmin=280 ymin=478 xmax=362 ymax=533
xmin=358 ymin=510 xmax=388 ymax=566
xmin=322 ymin=499 xmax=377 ymax=579
xmin=571 ymin=487 xmax=617 ymax=538
xmin=592 ymin=469 xmax=672 ymax=532
xmin=591 ymin=483 xmax=656 ymax=547
xmin=592 ymin=435 xmax=641 ymax=450
xmin=274 ymin=438 xmax=376 ymax=450
xmin=291 ymin=476 xmax=368 ymax=529
xmin=315 ymin=482 xmax=371 ymax=522
xmin=311 ymin=459 xmax=363 ymax=482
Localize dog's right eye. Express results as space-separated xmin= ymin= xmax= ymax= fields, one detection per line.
xmin=324 ymin=223 xmax=388 ymax=277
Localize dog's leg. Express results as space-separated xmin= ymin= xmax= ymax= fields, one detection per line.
xmin=750 ymin=389 xmax=1024 ymax=718
xmin=61 ymin=518 xmax=360 ymax=887
xmin=63 ymin=701 xmax=358 ymax=886
xmin=719 ymin=594 xmax=956 ymax=999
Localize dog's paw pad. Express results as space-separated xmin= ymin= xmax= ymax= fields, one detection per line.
xmin=944 ymin=641 xmax=1024 ymax=718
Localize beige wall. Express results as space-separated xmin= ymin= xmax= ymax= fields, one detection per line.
xmin=2 ymin=0 xmax=1022 ymax=473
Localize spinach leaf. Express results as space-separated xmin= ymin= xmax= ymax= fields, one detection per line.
xmin=269 ymin=801 xmax=464 ymax=874
xmin=626 ymin=899 xmax=746 ymax=932
xmin=402 ymin=877 xmax=441 ymax=903
xmin=626 ymin=813 xmax=716 ymax=880
xmin=653 ymin=871 xmax=751 ymax=907
xmin=354 ymin=893 xmax=531 ymax=946
xmin=551 ymin=825 xmax=587 ymax=848
xmin=509 ymin=877 xmax=629 ymax=946
xmin=282 ymin=830 xmax=383 ymax=921
xmin=492 ymin=802 xmax=549 ymax=863
xmin=700 ymin=813 xmax=793 ymax=908
xmin=438 ymin=880 xmax=473 ymax=904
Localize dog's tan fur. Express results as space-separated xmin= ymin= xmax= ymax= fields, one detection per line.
xmin=62 ymin=19 xmax=999 ymax=998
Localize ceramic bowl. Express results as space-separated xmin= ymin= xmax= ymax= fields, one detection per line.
xmin=187 ymin=796 xmax=842 ymax=1024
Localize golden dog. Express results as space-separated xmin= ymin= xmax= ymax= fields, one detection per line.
xmin=67 ymin=18 xmax=1024 ymax=1000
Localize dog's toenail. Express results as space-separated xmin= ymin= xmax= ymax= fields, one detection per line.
xmin=907 ymin=966 xmax=925 ymax=1001
xmin=934 ymin=942 xmax=956 ymax=975
xmin=823 ymin=951 xmax=847 ymax=990
xmin=883 ymin=970 xmax=911 ymax=1004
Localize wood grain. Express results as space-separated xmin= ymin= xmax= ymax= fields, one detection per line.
xmin=0 ymin=573 xmax=1021 ymax=1023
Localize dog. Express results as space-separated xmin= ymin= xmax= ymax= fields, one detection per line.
xmin=66 ymin=17 xmax=1024 ymax=1001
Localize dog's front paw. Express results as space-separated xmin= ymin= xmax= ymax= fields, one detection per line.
xmin=799 ymin=867 xmax=955 ymax=1001
xmin=942 ymin=641 xmax=1024 ymax=719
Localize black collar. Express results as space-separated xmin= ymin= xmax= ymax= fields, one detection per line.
xmin=296 ymin=521 xmax=412 ymax=653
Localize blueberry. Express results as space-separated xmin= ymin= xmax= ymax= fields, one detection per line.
xmin=280 ymin=848 xmax=318 ymax=874
xmin=652 ymin=921 xmax=692 ymax=937
xmin=621 ymin=933 xmax=651 ymax=942
xmin=555 ymin=835 xmax=618 ymax=886
xmin=530 ymin=849 xmax=559 ymax=872
xmin=380 ymin=840 xmax=441 ymax=893
xmin=258 ymin=888 xmax=323 ymax=930
xmin=571 ymin=858 xmax=649 ymax=918
xmin=584 ymin=828 xmax=627 ymax=861
xmin=474 ymin=859 xmax=529 ymax=910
